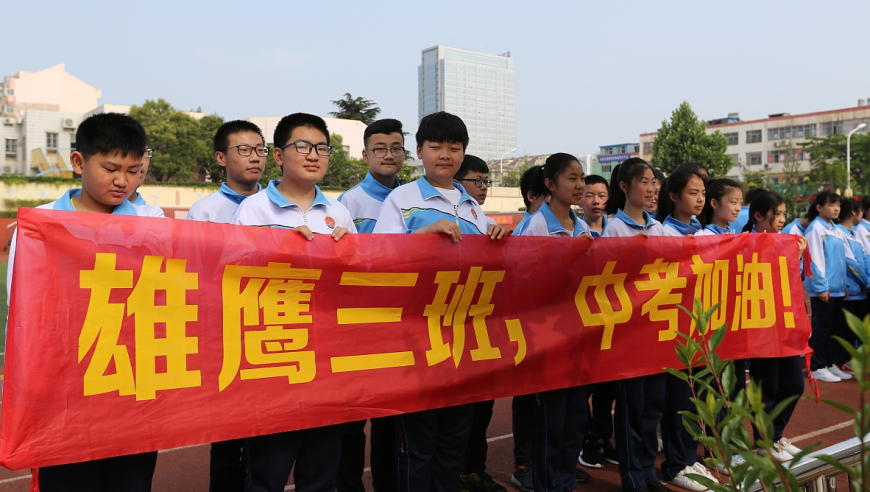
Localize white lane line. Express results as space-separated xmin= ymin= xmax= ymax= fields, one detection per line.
xmin=0 ymin=474 xmax=28 ymax=484
xmin=487 ymin=433 xmax=513 ymax=443
xmin=790 ymin=420 xmax=855 ymax=443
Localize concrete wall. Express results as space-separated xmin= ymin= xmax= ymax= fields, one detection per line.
xmin=5 ymin=64 xmax=101 ymax=115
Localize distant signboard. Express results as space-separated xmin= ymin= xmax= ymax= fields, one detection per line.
xmin=598 ymin=153 xmax=631 ymax=163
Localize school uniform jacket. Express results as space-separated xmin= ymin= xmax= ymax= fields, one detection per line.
xmin=187 ymin=183 xmax=261 ymax=224
xmin=372 ymin=178 xmax=488 ymax=234
xmin=695 ymin=224 xmax=735 ymax=237
xmin=131 ymin=192 xmax=166 ymax=218
xmin=581 ymin=215 xmax=607 ymax=238
xmin=854 ymin=219 xmax=870 ymax=256
xmin=804 ymin=217 xmax=852 ymax=298
xmin=517 ymin=202 xmax=589 ymax=238
xmin=601 ymin=209 xmax=664 ymax=237
xmin=782 ymin=219 xmax=806 ymax=237
xmin=661 ymin=215 xmax=701 ymax=237
xmin=338 ymin=172 xmax=399 ymax=233
xmin=232 ymin=180 xmax=357 ymax=234
xmin=837 ymin=224 xmax=870 ymax=301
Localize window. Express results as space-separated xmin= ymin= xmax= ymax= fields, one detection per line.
xmin=616 ymin=146 xmax=626 ymax=153
xmin=5 ymin=138 xmax=16 ymax=157
xmin=1 ymin=104 xmax=12 ymax=114
xmin=747 ymin=152 xmax=762 ymax=165
xmin=643 ymin=142 xmax=653 ymax=154
xmin=821 ymin=121 xmax=843 ymax=136
xmin=746 ymin=130 xmax=762 ymax=143
xmin=725 ymin=132 xmax=738 ymax=145
xmin=768 ymin=124 xmax=816 ymax=141
xmin=728 ymin=154 xmax=738 ymax=166
xmin=602 ymin=164 xmax=612 ymax=173
xmin=46 ymin=132 xmax=58 ymax=151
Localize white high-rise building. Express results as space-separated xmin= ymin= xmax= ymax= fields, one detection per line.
xmin=418 ymin=46 xmax=517 ymax=162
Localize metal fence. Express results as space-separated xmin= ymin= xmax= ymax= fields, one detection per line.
xmin=749 ymin=435 xmax=868 ymax=491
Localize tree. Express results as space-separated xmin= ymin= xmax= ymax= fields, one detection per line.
xmin=801 ymin=132 xmax=870 ymax=194
xmin=329 ymin=93 xmax=381 ymax=125
xmin=195 ymin=114 xmax=226 ymax=183
xmin=130 ymin=99 xmax=219 ymax=182
xmin=320 ymin=134 xmax=369 ymax=188
xmin=500 ymin=161 xmax=530 ymax=187
xmin=651 ymin=101 xmax=733 ymax=177
xmin=773 ymin=142 xmax=812 ymax=220
xmin=739 ymin=170 xmax=768 ymax=191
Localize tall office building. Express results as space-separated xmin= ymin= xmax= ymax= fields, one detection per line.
xmin=418 ymin=46 xmax=517 ymax=162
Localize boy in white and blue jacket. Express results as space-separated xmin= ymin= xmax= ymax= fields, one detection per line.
xmin=7 ymin=113 xmax=160 ymax=491
xmin=232 ymin=113 xmax=356 ymax=492
xmin=338 ymin=119 xmax=404 ymax=233
xmin=187 ymin=120 xmax=264 ymax=224
xmin=335 ymin=119 xmax=405 ymax=492
xmin=373 ymin=111 xmax=506 ymax=492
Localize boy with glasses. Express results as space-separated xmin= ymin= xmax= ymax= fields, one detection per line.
xmin=338 ymin=118 xmax=405 ymax=233
xmin=187 ymin=120 xmax=265 ymax=224
xmin=232 ymin=113 xmax=356 ymax=492
xmin=186 ymin=120 xmax=266 ymax=492
xmin=453 ymin=155 xmax=491 ymax=206
xmin=127 ymin=146 xmax=165 ymax=217
xmin=336 ymin=118 xmax=405 ymax=492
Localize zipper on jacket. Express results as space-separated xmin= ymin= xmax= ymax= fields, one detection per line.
xmin=454 ymin=204 xmax=459 ymax=225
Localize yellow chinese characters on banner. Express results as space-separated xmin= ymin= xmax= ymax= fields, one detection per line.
xmin=219 ymin=263 xmax=320 ymax=391
xmin=575 ymin=254 xmax=797 ymax=350
xmin=79 ymin=253 xmax=200 ymax=401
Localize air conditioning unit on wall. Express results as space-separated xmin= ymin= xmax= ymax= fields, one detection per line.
xmin=3 ymin=118 xmax=12 ymax=126
xmin=63 ymin=118 xmax=76 ymax=129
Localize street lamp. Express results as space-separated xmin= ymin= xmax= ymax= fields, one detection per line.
xmin=846 ymin=123 xmax=867 ymax=198
xmin=500 ymin=149 xmax=516 ymax=178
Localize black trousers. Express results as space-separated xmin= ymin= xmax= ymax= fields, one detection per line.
xmin=336 ymin=418 xmax=397 ymax=492
xmin=244 ymin=425 xmax=343 ymax=492
xmin=37 ymin=451 xmax=158 ymax=492
xmin=395 ymin=404 xmax=474 ymax=492
xmin=750 ymin=356 xmax=804 ymax=441
xmin=512 ymin=394 xmax=535 ymax=467
xmin=462 ymin=400 xmax=495 ymax=474
xmin=660 ymin=371 xmax=698 ymax=481
xmin=210 ymin=439 xmax=246 ymax=492
xmin=615 ymin=374 xmax=666 ymax=491
xmin=533 ymin=386 xmax=587 ymax=492
xmin=842 ymin=298 xmax=868 ymax=361
xmin=809 ymin=296 xmax=846 ymax=370
xmin=586 ymin=381 xmax=617 ymax=443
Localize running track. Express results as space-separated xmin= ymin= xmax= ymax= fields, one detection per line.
xmin=0 ymin=374 xmax=861 ymax=491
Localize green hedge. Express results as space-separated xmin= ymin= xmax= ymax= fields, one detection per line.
xmin=0 ymin=175 xmax=345 ymax=192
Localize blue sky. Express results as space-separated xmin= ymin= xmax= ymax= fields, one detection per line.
xmin=5 ymin=0 xmax=868 ymax=158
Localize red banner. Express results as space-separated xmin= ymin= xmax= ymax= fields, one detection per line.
xmin=1 ymin=208 xmax=810 ymax=470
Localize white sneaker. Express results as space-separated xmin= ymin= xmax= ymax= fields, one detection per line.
xmin=757 ymin=443 xmax=794 ymax=462
xmin=776 ymin=437 xmax=802 ymax=456
xmin=657 ymin=434 xmax=664 ymax=453
xmin=828 ymin=365 xmax=853 ymax=380
xmin=812 ymin=367 xmax=842 ymax=383
xmin=669 ymin=465 xmax=710 ymax=491
xmin=715 ymin=454 xmax=746 ymax=476
xmin=692 ymin=462 xmax=718 ymax=482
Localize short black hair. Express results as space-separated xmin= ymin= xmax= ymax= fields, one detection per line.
xmin=76 ymin=112 xmax=147 ymax=161
xmin=364 ymin=119 xmax=404 ymax=148
xmin=584 ymin=174 xmax=609 ymax=188
xmin=520 ymin=165 xmax=550 ymax=209
xmin=862 ymin=195 xmax=870 ymax=212
xmin=415 ymin=112 xmax=469 ymax=149
xmin=455 ymin=154 xmax=489 ymax=179
xmin=214 ymin=120 xmax=265 ymax=153
xmin=273 ymin=113 xmax=329 ymax=149
xmin=839 ymin=197 xmax=854 ymax=222
xmin=744 ymin=187 xmax=767 ymax=206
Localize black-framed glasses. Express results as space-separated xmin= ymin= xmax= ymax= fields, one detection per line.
xmin=280 ymin=140 xmax=332 ymax=157
xmin=370 ymin=147 xmax=405 ymax=158
xmin=228 ymin=144 xmax=269 ymax=157
xmin=460 ymin=178 xmax=492 ymax=187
